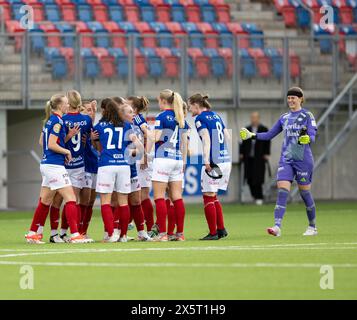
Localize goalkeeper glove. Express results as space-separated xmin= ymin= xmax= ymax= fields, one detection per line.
xmin=298 ymin=135 xmax=310 ymax=145
xmin=240 ymin=128 xmax=256 ymax=141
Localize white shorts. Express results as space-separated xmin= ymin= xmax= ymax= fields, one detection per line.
xmin=66 ymin=167 xmax=86 ymax=189
xmin=96 ymin=165 xmax=131 ymax=194
xmin=40 ymin=164 xmax=72 ymax=191
xmin=130 ymin=175 xmax=141 ymax=193
xmin=136 ymin=161 xmax=153 ymax=189
xmin=201 ymin=162 xmax=232 ymax=193
xmin=84 ymin=172 xmax=97 ymax=189
xmin=152 ymin=158 xmax=184 ymax=183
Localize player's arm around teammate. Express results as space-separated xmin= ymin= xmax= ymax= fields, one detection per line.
xmin=25 ymin=94 xmax=88 ymax=244
xmin=240 ymin=87 xmax=318 ymax=237
xmin=188 ymin=94 xmax=231 ymax=240
xmin=151 ymin=89 xmax=188 ymax=241
xmin=127 ymin=96 xmax=155 ymax=233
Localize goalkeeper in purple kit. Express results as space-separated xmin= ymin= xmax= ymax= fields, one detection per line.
xmin=240 ymin=87 xmax=318 ymax=237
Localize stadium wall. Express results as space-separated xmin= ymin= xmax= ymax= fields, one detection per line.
xmin=4 ymin=107 xmax=357 ymax=209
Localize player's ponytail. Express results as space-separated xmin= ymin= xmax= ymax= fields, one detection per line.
xmin=43 ymin=93 xmax=66 ymax=126
xmin=127 ymin=96 xmax=149 ymax=114
xmin=66 ymin=90 xmax=82 ymax=111
xmin=102 ymin=99 xmax=124 ymax=127
xmin=188 ymin=93 xmax=212 ymax=110
xmin=172 ymin=92 xmax=185 ymax=129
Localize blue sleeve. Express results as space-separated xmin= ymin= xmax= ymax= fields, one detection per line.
xmin=155 ymin=113 xmax=164 ymax=130
xmin=195 ymin=116 xmax=207 ymax=133
xmin=256 ymin=118 xmax=283 ymax=141
xmin=49 ymin=117 xmax=62 ymax=137
xmin=306 ymin=111 xmax=317 ymax=143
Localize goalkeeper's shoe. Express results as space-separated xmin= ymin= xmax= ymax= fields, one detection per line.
xmin=217 ymin=228 xmax=228 ymax=239
xmin=168 ymin=234 xmax=177 ymax=241
xmin=69 ymin=233 xmax=89 ymax=243
xmin=267 ymin=226 xmax=281 ymax=237
xmin=303 ymin=226 xmax=318 ymax=236
xmin=148 ymin=224 xmax=159 ymax=238
xmin=200 ymin=233 xmax=219 ymax=240
xmin=50 ymin=234 xmax=65 ymax=243
xmin=25 ymin=233 xmax=45 ymax=244
xmin=60 ymin=233 xmax=71 ymax=243
xmin=137 ymin=230 xmax=152 ymax=241
xmin=103 ymin=234 xmax=119 ymax=243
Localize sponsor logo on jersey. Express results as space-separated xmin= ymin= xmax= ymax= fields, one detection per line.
xmin=155 ymin=120 xmax=161 ymax=127
xmin=53 ymin=123 xmax=61 ymax=133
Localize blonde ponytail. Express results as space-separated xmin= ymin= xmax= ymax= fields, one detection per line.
xmin=172 ymin=92 xmax=185 ymax=129
xmin=43 ymin=101 xmax=52 ymax=127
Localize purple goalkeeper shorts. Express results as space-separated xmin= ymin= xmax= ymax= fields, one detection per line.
xmin=276 ymin=161 xmax=314 ymax=185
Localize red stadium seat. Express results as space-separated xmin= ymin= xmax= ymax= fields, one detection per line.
xmin=76 ymin=22 xmax=94 ymax=48
xmin=248 ymin=48 xmax=271 ymax=78
xmin=87 ymin=0 xmax=102 ymax=4
xmin=0 ymin=2 xmax=11 ymax=21
xmin=92 ymin=4 xmax=109 ymax=22
xmin=179 ymin=0 xmax=194 ymax=4
xmin=40 ymin=23 xmax=62 ymax=47
xmin=290 ymin=52 xmax=301 ymax=78
xmin=226 ymin=22 xmax=249 ymax=48
xmin=59 ymin=47 xmax=74 ymax=75
xmin=215 ymin=4 xmax=230 ymax=23
xmin=155 ymin=47 xmax=179 ymax=77
xmin=165 ymin=22 xmax=186 ymax=47
xmin=102 ymin=21 xmax=126 ymax=48
xmin=134 ymin=49 xmax=148 ymax=78
xmin=339 ymin=6 xmax=354 ymax=24
xmin=92 ymin=47 xmax=115 ymax=78
xmin=31 ymin=3 xmax=45 ymax=22
xmin=282 ymin=5 xmax=297 ymax=27
xmin=5 ymin=20 xmax=25 ymax=52
xmin=56 ymin=0 xmax=72 ymax=3
xmin=218 ymin=47 xmax=232 ymax=77
xmin=197 ymin=23 xmax=219 ymax=48
xmin=185 ymin=4 xmax=201 ymax=23
xmin=273 ymin=0 xmax=290 ymax=14
xmin=118 ymin=0 xmax=134 ymax=4
xmin=124 ymin=4 xmax=140 ymax=23
xmin=156 ymin=4 xmax=171 ymax=23
xmin=188 ymin=48 xmax=210 ymax=78
xmin=61 ymin=4 xmax=77 ymax=22
xmin=209 ymin=0 xmax=225 ymax=4
xmin=150 ymin=0 xmax=164 ymax=4
xmin=134 ymin=22 xmax=157 ymax=47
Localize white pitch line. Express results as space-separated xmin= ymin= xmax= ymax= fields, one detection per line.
xmin=0 ymin=260 xmax=357 ymax=268
xmin=0 ymin=244 xmax=357 ymax=259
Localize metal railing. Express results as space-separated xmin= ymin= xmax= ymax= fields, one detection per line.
xmin=0 ymin=31 xmax=356 ymax=108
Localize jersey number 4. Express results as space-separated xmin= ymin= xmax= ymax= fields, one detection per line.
xmin=104 ymin=127 xmax=123 ymax=149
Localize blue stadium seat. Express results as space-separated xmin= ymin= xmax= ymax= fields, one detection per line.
xmin=56 ymin=23 xmax=75 ymax=47
xmin=87 ymin=22 xmax=111 ymax=48
xmin=289 ymin=1 xmax=310 ymax=28
xmin=182 ymin=23 xmax=204 ymax=48
xmin=44 ymin=47 xmax=59 ymax=64
xmin=314 ymin=24 xmax=332 ymax=54
xmin=194 ymin=0 xmax=210 ymax=4
xmin=11 ymin=2 xmax=26 ymax=21
xmin=108 ymin=4 xmax=125 ymax=22
xmin=150 ymin=23 xmax=173 ymax=48
xmin=241 ymin=23 xmax=264 ymax=48
xmin=264 ymin=47 xmax=282 ymax=79
xmin=172 ymin=4 xmax=186 ymax=22
xmin=240 ymin=48 xmax=256 ymax=78
xmin=111 ymin=49 xmax=128 ymax=78
xmin=201 ymin=4 xmax=217 ymax=23
xmin=29 ymin=28 xmax=46 ymax=53
xmin=347 ymin=0 xmax=357 ymax=22
xmin=45 ymin=4 xmax=61 ymax=22
xmin=81 ymin=49 xmax=99 ymax=78
xmin=78 ymin=4 xmax=93 ymax=22
xmin=141 ymin=48 xmax=163 ymax=77
xmin=171 ymin=48 xmax=194 ymax=77
xmin=52 ymin=54 xmax=67 ymax=79
xmin=140 ymin=4 xmax=156 ymax=22
xmin=203 ymin=48 xmax=226 ymax=77
xmin=102 ymin=0 xmax=119 ymax=4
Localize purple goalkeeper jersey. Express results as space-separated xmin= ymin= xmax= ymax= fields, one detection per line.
xmin=256 ymin=108 xmax=317 ymax=164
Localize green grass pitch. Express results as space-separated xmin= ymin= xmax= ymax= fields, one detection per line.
xmin=0 ymin=202 xmax=356 ymax=300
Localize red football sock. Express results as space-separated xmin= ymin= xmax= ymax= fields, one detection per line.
xmin=119 ymin=205 xmax=130 ymax=237
xmin=50 ymin=206 xmax=60 ymax=231
xmin=65 ymin=201 xmax=79 ymax=234
xmin=81 ymin=205 xmax=93 ymax=234
xmin=61 ymin=205 xmax=69 ymax=230
xmin=141 ymin=198 xmax=154 ymax=231
xmin=173 ymin=198 xmax=185 ymax=234
xmin=101 ymin=204 xmax=114 ymax=237
xmin=154 ymin=198 xmax=167 ymax=233
xmin=30 ymin=199 xmax=50 ymax=232
xmin=113 ymin=206 xmax=120 ymax=230
xmin=166 ymin=199 xmax=176 ymax=235
xmin=79 ymin=204 xmax=87 ymax=232
xmin=214 ymin=196 xmax=225 ymax=230
xmin=203 ymin=195 xmax=217 ymax=235
xmin=130 ymin=204 xmax=145 ymax=232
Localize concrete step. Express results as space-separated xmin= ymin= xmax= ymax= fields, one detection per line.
xmin=231 ymin=10 xmax=275 ymax=21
